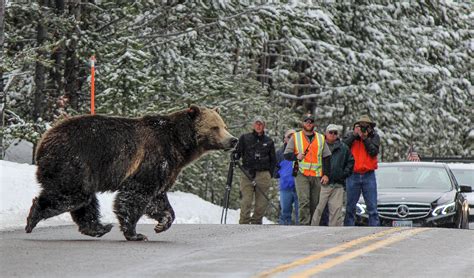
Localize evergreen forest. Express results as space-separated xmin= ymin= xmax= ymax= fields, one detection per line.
xmin=1 ymin=0 xmax=473 ymax=217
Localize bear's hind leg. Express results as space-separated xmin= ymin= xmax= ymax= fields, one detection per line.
xmin=114 ymin=182 xmax=151 ymax=241
xmin=146 ymin=193 xmax=175 ymax=234
xmin=26 ymin=191 xmax=89 ymax=233
xmin=70 ymin=194 xmax=113 ymax=237
xmin=25 ymin=197 xmax=42 ymax=233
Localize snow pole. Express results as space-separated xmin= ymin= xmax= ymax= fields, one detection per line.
xmin=90 ymin=55 xmax=96 ymax=115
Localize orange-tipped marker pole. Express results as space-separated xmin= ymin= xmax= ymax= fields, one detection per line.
xmin=90 ymin=55 xmax=96 ymax=115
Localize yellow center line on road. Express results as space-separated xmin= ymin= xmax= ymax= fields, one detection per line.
xmin=255 ymin=227 xmax=402 ymax=278
xmin=291 ymin=228 xmax=430 ymax=278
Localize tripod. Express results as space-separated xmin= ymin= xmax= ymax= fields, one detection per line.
xmin=220 ymin=154 xmax=279 ymax=224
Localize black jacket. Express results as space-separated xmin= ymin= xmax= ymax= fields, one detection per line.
xmin=234 ymin=131 xmax=276 ymax=177
xmin=328 ymin=139 xmax=355 ymax=186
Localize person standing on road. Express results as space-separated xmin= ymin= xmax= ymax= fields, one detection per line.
xmin=311 ymin=124 xmax=354 ymax=226
xmin=343 ymin=115 xmax=380 ymax=226
xmin=284 ymin=114 xmax=331 ymax=225
xmin=275 ymin=129 xmax=299 ymax=225
xmin=233 ymin=116 xmax=276 ymax=225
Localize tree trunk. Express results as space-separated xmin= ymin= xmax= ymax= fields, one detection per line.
xmin=232 ymin=48 xmax=240 ymax=75
xmin=47 ymin=0 xmax=65 ymax=120
xmin=64 ymin=0 xmax=81 ymax=111
xmin=0 ymin=0 xmax=5 ymax=158
xmin=260 ymin=42 xmax=267 ymax=87
xmin=33 ymin=20 xmax=47 ymax=122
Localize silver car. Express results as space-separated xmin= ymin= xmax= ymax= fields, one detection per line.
xmin=448 ymin=163 xmax=474 ymax=221
xmin=356 ymin=162 xmax=471 ymax=228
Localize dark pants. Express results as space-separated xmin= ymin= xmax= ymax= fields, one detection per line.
xmin=344 ymin=171 xmax=379 ymax=226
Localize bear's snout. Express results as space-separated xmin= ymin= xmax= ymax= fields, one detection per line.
xmin=223 ymin=136 xmax=238 ymax=151
xmin=230 ymin=137 xmax=238 ymax=147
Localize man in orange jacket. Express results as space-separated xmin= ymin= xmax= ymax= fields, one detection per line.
xmin=343 ymin=115 xmax=380 ymax=226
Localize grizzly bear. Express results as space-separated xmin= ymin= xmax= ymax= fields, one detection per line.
xmin=25 ymin=105 xmax=237 ymax=241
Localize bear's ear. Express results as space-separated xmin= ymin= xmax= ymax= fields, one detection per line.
xmin=212 ymin=106 xmax=220 ymax=114
xmin=187 ymin=104 xmax=201 ymax=119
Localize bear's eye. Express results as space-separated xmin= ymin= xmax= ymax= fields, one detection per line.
xmin=211 ymin=127 xmax=220 ymax=132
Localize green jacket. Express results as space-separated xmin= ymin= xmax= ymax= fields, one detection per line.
xmin=328 ymin=139 xmax=355 ymax=187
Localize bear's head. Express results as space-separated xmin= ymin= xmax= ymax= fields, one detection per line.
xmin=188 ymin=105 xmax=238 ymax=152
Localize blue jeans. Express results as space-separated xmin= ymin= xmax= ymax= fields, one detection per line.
xmin=279 ymin=189 xmax=299 ymax=225
xmin=344 ymin=171 xmax=379 ymax=226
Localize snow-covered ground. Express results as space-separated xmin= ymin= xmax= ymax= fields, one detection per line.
xmin=0 ymin=160 xmax=271 ymax=231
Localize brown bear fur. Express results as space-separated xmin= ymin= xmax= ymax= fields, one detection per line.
xmin=25 ymin=105 xmax=237 ymax=241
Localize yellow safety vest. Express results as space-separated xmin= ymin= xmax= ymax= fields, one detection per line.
xmin=293 ymin=131 xmax=325 ymax=177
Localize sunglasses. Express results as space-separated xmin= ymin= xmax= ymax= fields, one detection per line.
xmin=304 ymin=120 xmax=315 ymax=124
xmin=328 ymin=131 xmax=338 ymax=135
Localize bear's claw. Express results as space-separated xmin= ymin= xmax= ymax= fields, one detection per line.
xmin=154 ymin=214 xmax=173 ymax=233
xmin=80 ymin=224 xmax=113 ymax=237
xmin=125 ymin=233 xmax=148 ymax=241
xmin=154 ymin=224 xmax=166 ymax=233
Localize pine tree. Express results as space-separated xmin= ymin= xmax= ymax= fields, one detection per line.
xmin=2 ymin=0 xmax=472 ymax=219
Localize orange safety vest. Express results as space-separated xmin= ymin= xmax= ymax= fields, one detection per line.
xmin=293 ymin=131 xmax=325 ymax=177
xmin=351 ymin=140 xmax=378 ymax=173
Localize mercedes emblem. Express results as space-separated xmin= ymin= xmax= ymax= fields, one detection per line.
xmin=396 ymin=204 xmax=409 ymax=218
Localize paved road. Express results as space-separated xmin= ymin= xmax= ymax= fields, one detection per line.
xmin=1 ymin=224 xmax=473 ymax=277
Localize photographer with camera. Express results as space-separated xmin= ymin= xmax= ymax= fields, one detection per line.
xmin=284 ymin=114 xmax=331 ymax=225
xmin=343 ymin=115 xmax=380 ymax=226
xmin=233 ymin=116 xmax=276 ymax=224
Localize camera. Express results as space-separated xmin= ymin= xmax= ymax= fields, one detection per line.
xmin=360 ymin=125 xmax=369 ymax=133
xmin=231 ymin=150 xmax=239 ymax=161
xmin=292 ymin=161 xmax=299 ymax=177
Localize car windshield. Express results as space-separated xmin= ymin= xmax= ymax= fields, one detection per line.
xmin=376 ymin=165 xmax=452 ymax=191
xmin=450 ymin=169 xmax=474 ymax=186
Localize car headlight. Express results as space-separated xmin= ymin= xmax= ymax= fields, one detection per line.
xmin=356 ymin=203 xmax=366 ymax=215
xmin=432 ymin=202 xmax=456 ymax=216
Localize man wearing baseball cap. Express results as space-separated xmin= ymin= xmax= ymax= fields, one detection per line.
xmin=311 ymin=124 xmax=354 ymax=226
xmin=284 ymin=113 xmax=332 ymax=225
xmin=233 ymin=116 xmax=276 ymax=224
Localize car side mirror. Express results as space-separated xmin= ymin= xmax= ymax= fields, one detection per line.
xmin=459 ymin=185 xmax=472 ymax=193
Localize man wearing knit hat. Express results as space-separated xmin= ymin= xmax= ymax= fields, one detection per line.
xmin=343 ymin=115 xmax=381 ymax=226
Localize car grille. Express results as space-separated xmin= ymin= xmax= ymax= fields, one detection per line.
xmin=378 ymin=203 xmax=432 ymax=220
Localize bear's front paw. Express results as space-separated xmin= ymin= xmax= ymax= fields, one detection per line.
xmin=125 ymin=233 xmax=148 ymax=241
xmin=154 ymin=223 xmax=166 ymax=233
xmin=154 ymin=219 xmax=172 ymax=234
